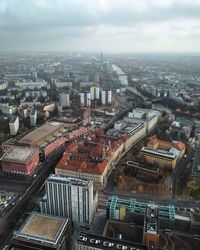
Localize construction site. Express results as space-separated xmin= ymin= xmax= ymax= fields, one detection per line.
xmin=112 ymin=139 xmax=172 ymax=197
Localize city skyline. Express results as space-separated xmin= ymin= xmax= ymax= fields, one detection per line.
xmin=0 ymin=0 xmax=200 ymax=53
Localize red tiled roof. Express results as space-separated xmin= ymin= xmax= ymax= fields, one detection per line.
xmin=56 ymin=158 xmax=108 ymax=175
xmin=174 ymin=142 xmax=185 ymax=151
xmin=65 ymin=142 xmax=78 ymax=152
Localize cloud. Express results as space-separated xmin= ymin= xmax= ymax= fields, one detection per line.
xmin=0 ymin=0 xmax=200 ymax=52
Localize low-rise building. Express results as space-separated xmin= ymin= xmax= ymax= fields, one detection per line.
xmin=11 ymin=212 xmax=71 ymax=250
xmin=0 ymin=146 xmax=39 ymax=177
xmin=75 ymin=232 xmax=147 ymax=250
xmin=140 ymin=137 xmax=185 ymax=169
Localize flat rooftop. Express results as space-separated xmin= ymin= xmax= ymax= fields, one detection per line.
xmin=18 ymin=121 xmax=64 ymax=146
xmin=77 ymin=233 xmax=147 ymax=250
xmin=47 ymin=174 xmax=91 ymax=187
xmin=1 ymin=146 xmax=38 ymax=164
xmin=16 ymin=213 xmax=68 ymax=246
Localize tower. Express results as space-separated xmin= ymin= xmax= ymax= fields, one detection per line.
xmin=40 ymin=175 xmax=98 ymax=228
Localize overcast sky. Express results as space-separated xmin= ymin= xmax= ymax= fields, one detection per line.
xmin=0 ymin=0 xmax=200 ymax=53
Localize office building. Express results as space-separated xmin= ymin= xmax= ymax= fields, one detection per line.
xmin=40 ymin=175 xmax=98 ymax=228
xmin=140 ymin=137 xmax=185 ymax=169
xmin=107 ymin=196 xmax=175 ymax=230
xmin=9 ymin=116 xmax=19 ymax=136
xmin=11 ymin=212 xmax=71 ymax=250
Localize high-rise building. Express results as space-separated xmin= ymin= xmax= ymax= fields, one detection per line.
xmin=90 ymin=86 xmax=100 ymax=100
xmin=40 ymin=175 xmax=98 ymax=228
xmin=59 ymin=92 xmax=70 ymax=107
xmin=80 ymin=92 xmax=91 ymax=107
xmin=31 ymin=71 xmax=38 ymax=81
xmin=101 ymin=90 xmax=112 ymax=105
xmin=30 ymin=110 xmax=37 ymax=127
xmin=9 ymin=116 xmax=19 ymax=136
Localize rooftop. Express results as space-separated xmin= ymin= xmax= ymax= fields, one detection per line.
xmin=9 ymin=116 xmax=18 ymax=124
xmin=18 ymin=121 xmax=64 ymax=146
xmin=16 ymin=213 xmax=68 ymax=246
xmin=1 ymin=146 xmax=38 ymax=164
xmin=47 ymin=174 xmax=91 ymax=187
xmin=77 ymin=233 xmax=147 ymax=250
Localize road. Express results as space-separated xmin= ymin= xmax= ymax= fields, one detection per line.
xmin=172 ymin=152 xmax=194 ymax=199
xmin=0 ymin=145 xmax=65 ymax=248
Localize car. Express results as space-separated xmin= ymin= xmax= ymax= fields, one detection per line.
xmin=116 ymin=244 xmax=128 ymax=250
xmin=103 ymin=241 xmax=114 ymax=247
xmin=78 ymin=235 xmax=87 ymax=242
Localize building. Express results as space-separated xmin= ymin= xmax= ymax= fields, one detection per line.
xmin=19 ymin=121 xmax=65 ymax=157
xmin=1 ymin=105 xmax=17 ymax=115
xmin=15 ymin=81 xmax=49 ymax=89
xmin=0 ymin=82 xmax=8 ymax=91
xmin=40 ymin=175 xmax=98 ymax=228
xmin=193 ymin=141 xmax=200 ymax=174
xmin=30 ymin=110 xmax=37 ymax=127
xmin=107 ymin=196 xmax=175 ymax=230
xmin=9 ymin=116 xmax=19 ymax=136
xmin=55 ymin=81 xmax=72 ymax=89
xmin=55 ymin=132 xmax=125 ymax=188
xmin=128 ymin=108 xmax=161 ymax=132
xmin=140 ymin=137 xmax=185 ymax=169
xmin=31 ymin=70 xmax=37 ymax=81
xmin=2 ymin=121 xmax=66 ymax=158
xmin=101 ymin=90 xmax=112 ymax=105
xmin=170 ymin=118 xmax=193 ymax=141
xmin=90 ymin=86 xmax=100 ymax=100
xmin=0 ymin=146 xmax=39 ymax=178
xmin=75 ymin=232 xmax=147 ymax=250
xmin=64 ymin=127 xmax=89 ymax=142
xmin=25 ymin=90 xmax=47 ymax=98
xmin=80 ymin=92 xmax=91 ymax=107
xmin=11 ymin=212 xmax=71 ymax=250
xmin=59 ymin=92 xmax=70 ymax=107
xmin=143 ymin=204 xmax=160 ymax=248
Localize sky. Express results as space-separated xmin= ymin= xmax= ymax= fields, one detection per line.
xmin=0 ymin=0 xmax=200 ymax=53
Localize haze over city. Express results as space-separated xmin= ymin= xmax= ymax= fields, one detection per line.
xmin=0 ymin=0 xmax=200 ymax=53
xmin=0 ymin=1 xmax=200 ymax=250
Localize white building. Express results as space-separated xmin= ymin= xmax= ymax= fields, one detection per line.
xmin=9 ymin=116 xmax=19 ymax=136
xmin=0 ymin=82 xmax=8 ymax=91
xmin=90 ymin=86 xmax=100 ymax=100
xmin=1 ymin=105 xmax=17 ymax=115
xmin=40 ymin=175 xmax=98 ymax=228
xmin=30 ymin=110 xmax=37 ymax=127
xmin=101 ymin=90 xmax=112 ymax=105
xmin=59 ymin=93 xmax=70 ymax=107
xmin=25 ymin=90 xmax=47 ymax=98
xmin=15 ymin=81 xmax=50 ymax=90
xmin=80 ymin=92 xmax=91 ymax=107
xmin=55 ymin=82 xmax=72 ymax=89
